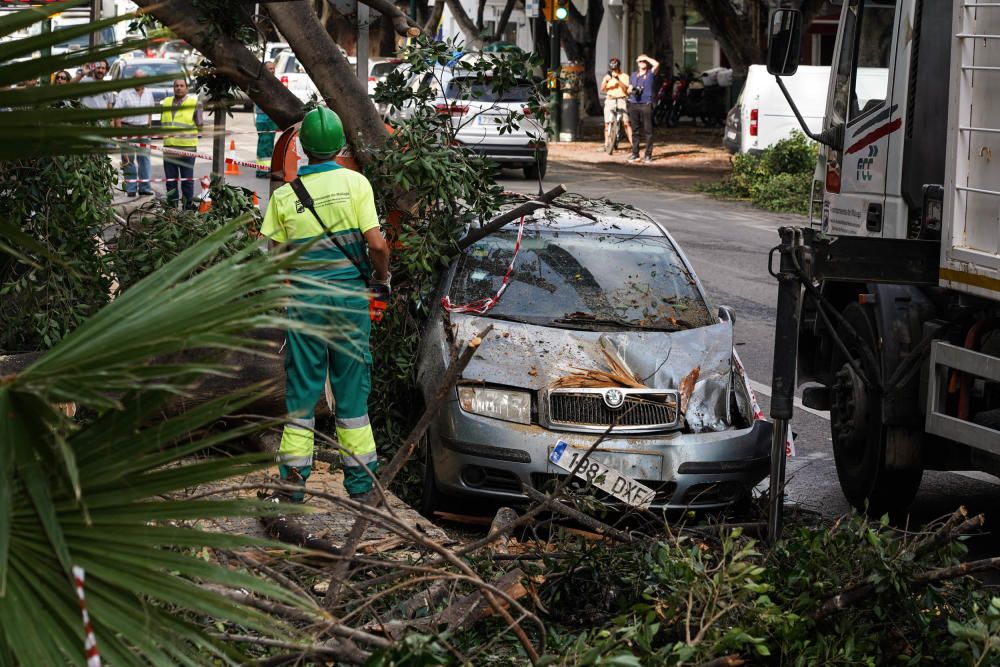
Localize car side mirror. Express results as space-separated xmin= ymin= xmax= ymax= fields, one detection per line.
xmin=767 ymin=9 xmax=803 ymax=77
xmin=718 ymin=305 xmax=736 ymax=325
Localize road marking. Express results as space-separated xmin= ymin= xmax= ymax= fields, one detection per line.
xmin=748 ymin=380 xmax=831 ymax=421
xmin=953 ymin=470 xmax=1000 ymax=486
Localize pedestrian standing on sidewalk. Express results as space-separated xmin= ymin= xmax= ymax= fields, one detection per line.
xmin=255 ymin=61 xmax=279 ymax=179
xmin=113 ymin=70 xmax=155 ymax=198
xmin=627 ymin=54 xmax=660 ymax=164
xmin=74 ymin=61 xmax=113 ymax=114
xmin=601 ymin=58 xmax=632 ymax=150
xmin=260 ymin=107 xmax=391 ymax=503
xmin=160 ymin=79 xmax=204 ymax=210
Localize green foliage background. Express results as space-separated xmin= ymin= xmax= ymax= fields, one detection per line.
xmin=706 ymin=131 xmax=819 ymax=215
xmin=0 ymin=155 xmax=116 ymax=351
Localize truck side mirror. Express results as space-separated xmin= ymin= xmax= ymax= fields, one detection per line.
xmin=767 ymin=9 xmax=803 ymax=77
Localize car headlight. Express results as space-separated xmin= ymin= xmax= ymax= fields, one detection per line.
xmin=457 ymin=386 xmax=531 ymax=424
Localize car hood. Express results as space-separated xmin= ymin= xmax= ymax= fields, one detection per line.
xmin=449 ymin=314 xmax=738 ymax=432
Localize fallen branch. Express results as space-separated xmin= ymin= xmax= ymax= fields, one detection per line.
xmin=457 ymin=184 xmax=566 ymax=251
xmin=260 ymin=515 xmax=342 ymax=557
xmin=488 ymin=506 xmax=520 ymax=554
xmin=696 ymin=657 xmax=746 ymax=667
xmin=213 ymin=633 xmax=369 ymax=665
xmin=323 ymin=325 xmax=494 ymax=608
xmin=522 ymin=484 xmax=634 ymax=544
xmin=812 ymin=512 xmax=988 ymax=622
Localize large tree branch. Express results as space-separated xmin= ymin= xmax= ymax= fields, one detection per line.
xmin=267 ymin=1 xmax=390 ymax=165
xmin=422 ymin=0 xmax=445 ymax=34
xmin=352 ymin=0 xmax=422 ymax=37
xmin=135 ymin=0 xmax=305 ymax=128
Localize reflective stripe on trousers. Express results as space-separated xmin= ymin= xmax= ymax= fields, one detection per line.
xmin=278 ymin=417 xmax=315 ymax=468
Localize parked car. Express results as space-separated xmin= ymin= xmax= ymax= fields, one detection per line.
xmin=107 ymin=58 xmax=189 ymax=122
xmin=155 ymin=39 xmax=193 ymax=62
xmin=394 ymin=61 xmax=547 ymax=179
xmin=368 ymin=58 xmax=402 ymax=96
xmin=273 ymin=48 xmax=355 ymax=105
xmin=416 ymin=194 xmax=772 ymax=516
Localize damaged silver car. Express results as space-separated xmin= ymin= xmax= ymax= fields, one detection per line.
xmin=416 ymin=194 xmax=772 ymax=514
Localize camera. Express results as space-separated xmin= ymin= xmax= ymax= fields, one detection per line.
xmin=632 ymin=86 xmax=645 ymax=101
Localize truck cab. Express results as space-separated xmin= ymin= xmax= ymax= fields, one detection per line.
xmin=768 ymin=0 xmax=1000 ymax=516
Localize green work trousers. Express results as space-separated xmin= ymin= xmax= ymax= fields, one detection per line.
xmin=256 ymin=111 xmax=278 ymax=178
xmin=278 ymin=280 xmax=378 ymax=496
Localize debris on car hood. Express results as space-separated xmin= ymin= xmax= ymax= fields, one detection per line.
xmin=450 ymin=315 xmax=737 ymax=432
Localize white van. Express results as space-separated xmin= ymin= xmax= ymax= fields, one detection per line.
xmin=724 ymin=65 xmax=889 ymax=155
xmin=724 ymin=65 xmax=830 ymax=154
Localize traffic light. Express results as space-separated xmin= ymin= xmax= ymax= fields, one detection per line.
xmin=542 ymin=0 xmax=568 ymax=22
xmin=554 ymin=0 xmax=568 ymax=21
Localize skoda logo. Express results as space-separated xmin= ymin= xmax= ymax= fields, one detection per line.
xmin=603 ymin=388 xmax=625 ymax=409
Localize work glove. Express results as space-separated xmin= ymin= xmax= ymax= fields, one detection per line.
xmin=369 ymin=273 xmax=391 ymax=323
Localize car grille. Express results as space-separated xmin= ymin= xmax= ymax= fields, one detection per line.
xmin=548 ymin=389 xmax=680 ymax=433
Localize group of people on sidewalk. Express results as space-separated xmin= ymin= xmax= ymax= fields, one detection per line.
xmin=69 ymin=59 xmax=279 ymax=208
xmin=600 ymin=54 xmax=660 ymax=164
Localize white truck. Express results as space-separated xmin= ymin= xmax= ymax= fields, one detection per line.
xmin=764 ymin=1 xmax=1000 ymax=521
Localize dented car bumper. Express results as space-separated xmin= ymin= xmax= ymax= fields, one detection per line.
xmin=427 ymin=408 xmax=772 ymax=510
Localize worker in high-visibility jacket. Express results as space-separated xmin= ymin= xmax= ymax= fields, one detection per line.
xmin=161 ymin=79 xmax=203 ymax=210
xmin=261 ymin=107 xmax=391 ymax=502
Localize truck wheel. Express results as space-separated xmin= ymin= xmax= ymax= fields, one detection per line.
xmin=830 ymin=304 xmax=923 ymax=516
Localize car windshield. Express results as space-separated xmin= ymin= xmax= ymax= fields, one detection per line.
xmin=444 ymin=76 xmax=534 ymax=102
xmin=449 ymin=229 xmax=713 ymax=330
xmin=281 ymin=55 xmax=307 ymax=74
xmin=123 ymin=62 xmax=184 ymax=77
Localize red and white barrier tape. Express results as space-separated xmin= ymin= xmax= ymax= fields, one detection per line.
xmin=122 ymin=175 xmax=206 ymax=183
xmin=119 ymin=140 xmax=270 ymax=171
xmin=72 ymin=565 xmax=102 ymax=667
xmin=733 ymin=351 xmax=794 ymax=456
xmin=441 ymin=216 xmax=525 ymax=314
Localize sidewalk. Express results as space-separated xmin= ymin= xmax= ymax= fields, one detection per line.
xmin=549 ymin=113 xmax=732 ymax=191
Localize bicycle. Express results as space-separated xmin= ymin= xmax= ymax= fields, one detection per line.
xmin=605 ymin=105 xmax=628 ymax=155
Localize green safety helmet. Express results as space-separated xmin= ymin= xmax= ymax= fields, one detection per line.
xmin=299 ymin=107 xmax=345 ymax=157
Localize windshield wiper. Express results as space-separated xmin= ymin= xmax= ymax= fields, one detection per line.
xmin=552 ymin=316 xmax=685 ymax=332
xmin=473 ymin=313 xmax=539 ymax=326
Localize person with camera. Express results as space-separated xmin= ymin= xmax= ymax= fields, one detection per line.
xmin=600 ymin=58 xmax=631 ymax=150
xmin=627 ymin=54 xmax=660 ymax=164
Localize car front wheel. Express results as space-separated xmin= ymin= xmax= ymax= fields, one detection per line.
xmin=524 ymin=153 xmax=547 ymax=180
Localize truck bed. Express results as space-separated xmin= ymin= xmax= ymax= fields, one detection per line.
xmin=943 ymin=2 xmax=1000 ymax=299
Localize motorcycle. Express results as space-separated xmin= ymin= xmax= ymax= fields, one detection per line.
xmin=663 ymin=66 xmax=732 ymax=127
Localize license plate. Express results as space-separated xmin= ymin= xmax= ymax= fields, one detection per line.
xmin=548 ymin=440 xmax=657 ymax=509
xmin=477 ymin=115 xmax=499 ymax=125
xmin=725 ymin=129 xmax=736 ymax=140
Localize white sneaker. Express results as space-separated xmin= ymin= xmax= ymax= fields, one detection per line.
xmin=627 ymin=155 xmax=640 ymax=163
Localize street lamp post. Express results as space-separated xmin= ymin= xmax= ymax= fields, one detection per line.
xmin=549 ymin=21 xmax=561 ymax=139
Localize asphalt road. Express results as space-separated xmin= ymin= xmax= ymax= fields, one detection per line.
xmin=495 ymin=157 xmax=1000 ymax=532
xmin=183 ymin=112 xmax=1000 ymax=529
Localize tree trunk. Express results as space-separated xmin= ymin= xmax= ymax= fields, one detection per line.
xmin=475 ymin=0 xmax=487 ymax=32
xmin=690 ymin=0 xmax=829 ymax=76
xmin=492 ymin=0 xmax=518 ymax=42
xmin=533 ymin=17 xmax=549 ymax=71
xmin=133 ymin=0 xmax=306 ymax=128
xmin=689 ymin=0 xmax=767 ymax=76
xmin=561 ymin=0 xmax=603 ymax=116
xmin=649 ymin=0 xmax=673 ymax=73
xmin=267 ymin=1 xmax=390 ymax=165
xmin=444 ymin=0 xmax=484 ymax=49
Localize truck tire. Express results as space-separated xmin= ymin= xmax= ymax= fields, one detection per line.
xmin=830 ymin=303 xmax=923 ymax=516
